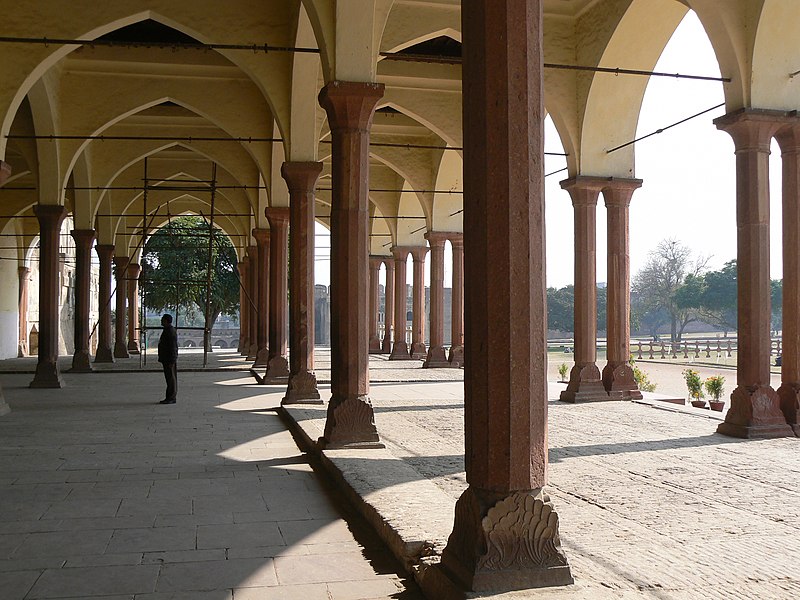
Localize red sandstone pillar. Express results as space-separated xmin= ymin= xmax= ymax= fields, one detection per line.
xmin=95 ymin=244 xmax=114 ymax=363
xmin=382 ymin=259 xmax=395 ymax=354
xmin=389 ymin=247 xmax=412 ymax=360
xmin=1 ymin=162 xmax=9 ymax=415
xmin=778 ymin=123 xmax=800 ymax=433
xmin=559 ymin=178 xmax=608 ymax=402
xmin=318 ymin=80 xmax=384 ymax=448
xmin=448 ymin=233 xmax=464 ymax=367
xmin=31 ymin=204 xmax=67 ymax=388
xmin=424 ymin=232 xmax=450 ymax=367
xmin=410 ymin=246 xmax=428 ymax=359
xmin=71 ymin=229 xmax=95 ymax=372
xmin=715 ymin=110 xmax=792 ymax=438
xmin=368 ymin=257 xmax=382 ymax=353
xmin=247 ymin=245 xmax=259 ymax=360
xmin=282 ymin=161 xmax=323 ymax=404
xmin=438 ymin=0 xmax=573 ymax=591
xmin=18 ymin=266 xmax=30 ymax=357
xmin=238 ymin=258 xmax=249 ymax=354
xmin=113 ymin=256 xmax=130 ymax=359
xmin=126 ymin=262 xmax=141 ymax=354
xmin=264 ymin=208 xmax=290 ymax=380
xmin=252 ymin=229 xmax=271 ymax=367
xmin=601 ymin=180 xmax=643 ymax=401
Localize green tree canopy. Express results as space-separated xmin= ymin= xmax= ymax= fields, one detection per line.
xmin=141 ymin=216 xmax=239 ymax=345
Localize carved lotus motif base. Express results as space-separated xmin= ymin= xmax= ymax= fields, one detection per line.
xmin=559 ymin=364 xmax=609 ymax=403
xmin=283 ymin=371 xmax=322 ymax=405
xmin=318 ymin=394 xmax=384 ymax=449
xmin=30 ymin=361 xmax=64 ymax=389
xmin=717 ymin=385 xmax=793 ymax=439
xmin=602 ymin=362 xmax=642 ymax=400
xmin=449 ymin=345 xmax=464 ymax=368
xmin=440 ymin=487 xmax=573 ymax=593
xmin=265 ymin=355 xmax=290 ymax=380
xmin=777 ymin=382 xmax=800 ymax=436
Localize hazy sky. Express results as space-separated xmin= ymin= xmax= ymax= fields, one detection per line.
xmin=316 ymin=11 xmax=780 ymax=290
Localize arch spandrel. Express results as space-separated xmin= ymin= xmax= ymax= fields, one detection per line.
xmin=288 ymin=3 xmax=325 ymax=162
xmin=380 ymin=1 xmax=461 ymax=53
xmin=0 ymin=2 xmax=297 ymax=160
xmin=750 ymin=0 xmax=800 ymax=109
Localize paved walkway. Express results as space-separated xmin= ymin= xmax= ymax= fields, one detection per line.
xmin=0 ymin=368 xmax=423 ymax=599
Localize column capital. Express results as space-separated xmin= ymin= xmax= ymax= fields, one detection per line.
xmin=281 ymin=161 xmax=323 ymax=191
xmin=424 ymin=231 xmax=449 ymax=247
xmin=409 ymin=246 xmax=429 ymax=262
xmin=560 ymin=177 xmax=606 ymax=207
xmin=18 ymin=265 xmax=30 ymax=277
xmin=318 ymin=81 xmax=385 ymax=132
xmin=714 ymin=108 xmax=790 ymax=151
xmin=448 ymin=232 xmax=464 ymax=248
xmin=368 ymin=255 xmax=386 ymax=269
xmin=34 ymin=204 xmax=67 ymax=227
xmin=71 ymin=229 xmax=96 ymax=248
xmin=252 ymin=228 xmax=271 ymax=246
xmin=96 ymin=244 xmax=114 ymax=259
xmin=264 ymin=207 xmax=290 ymax=228
xmin=775 ymin=120 xmax=800 ymax=153
xmin=0 ymin=160 xmax=11 ymax=185
xmin=390 ymin=246 xmax=411 ymax=261
xmin=602 ymin=178 xmax=643 ymax=208
xmin=127 ymin=262 xmax=141 ymax=278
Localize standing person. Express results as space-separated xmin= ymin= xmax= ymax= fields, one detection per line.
xmin=158 ymin=314 xmax=178 ymax=404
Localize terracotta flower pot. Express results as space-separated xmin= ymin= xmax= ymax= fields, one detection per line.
xmin=709 ymin=400 xmax=725 ymax=412
xmin=691 ymin=399 xmax=708 ymax=409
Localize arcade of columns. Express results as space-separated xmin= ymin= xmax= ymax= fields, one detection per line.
xmin=3 ymin=0 xmax=800 ymax=595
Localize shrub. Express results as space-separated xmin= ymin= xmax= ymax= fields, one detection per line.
xmin=558 ymin=363 xmax=569 ymax=381
xmin=682 ymin=368 xmax=704 ymax=400
xmin=629 ymin=356 xmax=656 ymax=392
xmin=704 ymin=375 xmax=725 ymax=401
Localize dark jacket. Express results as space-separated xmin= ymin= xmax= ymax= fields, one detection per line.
xmin=158 ymin=325 xmax=179 ymax=363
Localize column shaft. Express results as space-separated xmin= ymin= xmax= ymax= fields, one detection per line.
xmin=71 ymin=230 xmax=95 ymax=372
xmin=264 ymin=208 xmax=290 ymax=379
xmin=18 ymin=267 xmax=30 ymax=357
xmin=247 ymin=245 xmax=259 ymax=359
xmin=715 ymin=110 xmax=792 ymax=438
xmin=424 ymin=233 xmax=449 ymax=367
xmin=95 ymin=245 xmax=114 ymax=363
xmin=282 ymin=161 xmax=323 ymax=404
xmin=778 ymin=124 xmax=800 ymax=432
xmin=113 ymin=256 xmax=130 ymax=359
xmin=368 ymin=257 xmax=382 ymax=352
xmin=238 ymin=259 xmax=249 ymax=354
xmin=31 ymin=204 xmax=67 ymax=388
xmin=410 ymin=247 xmax=428 ymax=359
xmin=252 ymin=230 xmax=271 ymax=367
xmin=449 ymin=234 xmax=464 ymax=367
xmin=382 ymin=260 xmax=395 ymax=353
xmin=389 ymin=248 xmax=411 ymax=359
xmin=127 ymin=263 xmax=141 ymax=354
xmin=440 ymin=0 xmax=573 ymax=591
xmin=318 ymin=80 xmax=384 ymax=448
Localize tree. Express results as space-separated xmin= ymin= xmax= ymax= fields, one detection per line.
xmin=632 ymin=239 xmax=710 ymax=342
xmin=140 ymin=216 xmax=240 ymax=349
xmin=547 ymin=285 xmax=574 ymax=333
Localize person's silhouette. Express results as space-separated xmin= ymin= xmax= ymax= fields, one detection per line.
xmin=157 ymin=314 xmax=178 ymax=404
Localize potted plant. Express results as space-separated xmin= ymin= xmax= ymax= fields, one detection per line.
xmin=704 ymin=375 xmax=726 ymax=411
xmin=682 ymin=368 xmax=706 ymax=408
xmin=558 ymin=363 xmax=569 ymax=383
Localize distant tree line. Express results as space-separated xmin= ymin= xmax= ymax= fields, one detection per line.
xmin=548 ymin=238 xmax=782 ymax=342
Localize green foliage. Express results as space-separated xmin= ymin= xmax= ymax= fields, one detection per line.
xmin=558 ymin=363 xmax=569 ymax=380
xmin=704 ymin=375 xmax=725 ymax=401
xmin=628 ymin=357 xmax=656 ymax=392
xmin=546 ymin=284 xmax=608 ymax=334
xmin=682 ymin=368 xmax=704 ymax=400
xmin=141 ymin=216 xmax=239 ymax=340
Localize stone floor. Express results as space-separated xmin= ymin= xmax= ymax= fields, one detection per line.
xmin=3 ymin=351 xmax=800 ymax=598
xmin=0 ymin=366 xmax=424 ymax=599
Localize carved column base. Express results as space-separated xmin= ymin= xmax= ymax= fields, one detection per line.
xmin=381 ymin=337 xmax=392 ymax=354
xmin=369 ymin=337 xmax=382 ymax=353
xmin=252 ymin=348 xmax=270 ymax=368
xmin=113 ymin=343 xmax=130 ymax=359
xmin=559 ymin=364 xmax=609 ymax=403
xmin=440 ymin=487 xmax=573 ymax=594
xmin=127 ymin=341 xmax=140 ymax=355
xmin=411 ymin=342 xmax=427 ymax=360
xmin=423 ymin=346 xmax=451 ymax=368
xmin=0 ymin=386 xmax=10 ymax=416
xmin=601 ymin=362 xmax=642 ymax=400
xmin=30 ymin=361 xmax=64 ymax=389
xmin=318 ymin=395 xmax=384 ymax=449
xmin=247 ymin=343 xmax=258 ymax=361
xmin=718 ymin=385 xmax=794 ymax=439
xmin=94 ymin=347 xmax=114 ymax=363
xmin=389 ymin=341 xmax=413 ymax=360
xmin=283 ymin=371 xmax=322 ymax=405
xmin=449 ymin=345 xmax=464 ymax=368
xmin=778 ymin=382 xmax=800 ymax=436
xmin=264 ymin=355 xmax=290 ymax=381
xmin=17 ymin=341 xmax=28 ymax=358
xmin=70 ymin=352 xmax=93 ymax=373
